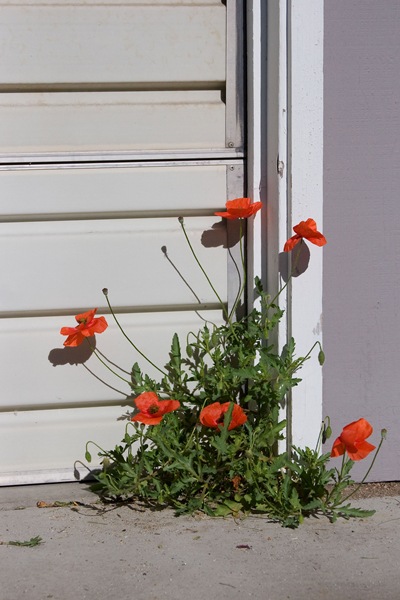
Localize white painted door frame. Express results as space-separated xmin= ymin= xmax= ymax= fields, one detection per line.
xmin=247 ymin=0 xmax=324 ymax=450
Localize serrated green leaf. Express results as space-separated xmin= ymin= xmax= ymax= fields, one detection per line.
xmin=336 ymin=505 xmax=376 ymax=519
xmin=8 ymin=536 xmax=43 ymax=547
xmin=224 ymin=499 xmax=242 ymax=512
xmin=214 ymin=504 xmax=233 ymax=517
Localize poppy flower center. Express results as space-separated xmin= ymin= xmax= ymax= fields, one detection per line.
xmin=148 ymin=404 xmax=160 ymax=415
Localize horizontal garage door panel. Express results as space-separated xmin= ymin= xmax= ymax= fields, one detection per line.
xmin=0 ymin=218 xmax=228 ymax=312
xmin=0 ymin=2 xmax=225 ymax=85
xmin=0 ymin=91 xmax=225 ymax=153
xmin=0 ymin=311 xmax=224 ymax=410
xmin=0 ymin=164 xmax=229 ymax=217
xmin=0 ymin=405 xmax=134 ymax=483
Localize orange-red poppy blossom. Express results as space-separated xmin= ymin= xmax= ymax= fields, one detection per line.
xmin=330 ymin=418 xmax=376 ymax=461
xmin=200 ymin=402 xmax=247 ymax=431
xmin=284 ymin=218 xmax=327 ymax=252
xmin=215 ymin=197 xmax=262 ymax=220
xmin=60 ymin=308 xmax=108 ymax=347
xmin=131 ymin=391 xmax=180 ymax=425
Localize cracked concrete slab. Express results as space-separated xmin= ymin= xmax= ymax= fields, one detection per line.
xmin=1 ymin=483 xmax=399 ymax=600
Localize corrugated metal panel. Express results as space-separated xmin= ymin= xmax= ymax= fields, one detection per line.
xmin=0 ymin=406 xmax=137 ymax=483
xmin=0 ymin=310 xmax=224 ymax=483
xmin=0 ymin=311 xmax=225 ymax=410
xmin=0 ymin=1 xmax=225 ymax=85
xmin=0 ymin=163 xmax=231 ymax=218
xmin=0 ymin=217 xmax=228 ymax=312
xmin=0 ymin=91 xmax=225 ymax=153
xmin=0 ymin=0 xmax=245 ymax=485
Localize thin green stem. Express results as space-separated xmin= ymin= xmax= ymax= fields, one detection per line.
xmin=296 ymin=341 xmax=323 ymax=369
xmin=228 ymin=220 xmax=246 ymax=320
xmin=338 ymin=436 xmax=385 ymax=504
xmin=178 ymin=218 xmax=230 ymax=322
xmin=268 ymin=241 xmax=304 ymax=308
xmin=314 ymin=416 xmax=331 ymax=454
xmin=183 ymin=399 xmax=208 ymax=452
xmin=84 ymin=340 xmax=131 ymax=385
xmin=86 ymin=440 xmax=112 ymax=459
xmin=103 ymin=290 xmax=167 ymax=377
xmin=95 ymin=347 xmax=131 ymax=376
xmin=82 ymin=364 xmax=129 ymax=397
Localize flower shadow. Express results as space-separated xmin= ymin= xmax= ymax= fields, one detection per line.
xmin=279 ymin=242 xmax=310 ymax=283
xmin=48 ymin=336 xmax=95 ymax=366
xmin=201 ymin=220 xmax=241 ymax=249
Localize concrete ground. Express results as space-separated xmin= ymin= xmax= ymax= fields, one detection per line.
xmin=1 ymin=483 xmax=399 ymax=600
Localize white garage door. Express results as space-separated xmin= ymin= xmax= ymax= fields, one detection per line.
xmin=0 ymin=0 xmax=246 ymax=483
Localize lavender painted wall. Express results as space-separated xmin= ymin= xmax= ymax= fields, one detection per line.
xmin=323 ymin=1 xmax=400 ymax=480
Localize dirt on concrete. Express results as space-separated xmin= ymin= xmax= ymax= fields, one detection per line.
xmin=1 ymin=482 xmax=400 ymax=600
xmin=338 ymin=480 xmax=400 ymax=499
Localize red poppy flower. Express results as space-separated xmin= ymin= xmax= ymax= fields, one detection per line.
xmin=60 ymin=308 xmax=108 ymax=347
xmin=200 ymin=402 xmax=247 ymax=431
xmin=131 ymin=391 xmax=180 ymax=425
xmin=215 ymin=197 xmax=262 ymax=220
xmin=284 ymin=218 xmax=327 ymax=252
xmin=330 ymin=418 xmax=376 ymax=461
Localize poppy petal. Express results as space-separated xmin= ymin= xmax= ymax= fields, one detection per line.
xmin=283 ymin=235 xmax=301 ymax=253
xmin=62 ymin=331 xmax=85 ymax=347
xmin=60 ymin=309 xmax=108 ymax=347
xmin=75 ymin=308 xmax=98 ymax=324
xmin=340 ymin=418 xmax=373 ymax=447
xmin=200 ymin=402 xmax=224 ymax=428
xmin=160 ymin=400 xmax=180 ymax=414
xmin=227 ymin=404 xmax=247 ymax=430
xmin=305 ymin=232 xmax=327 ymax=247
xmin=330 ymin=437 xmax=345 ymax=458
xmin=214 ymin=211 xmax=238 ymax=220
xmin=293 ymin=218 xmax=318 ymax=236
xmin=200 ymin=402 xmax=247 ymax=430
xmin=88 ymin=316 xmax=108 ymax=334
xmin=134 ymin=392 xmax=161 ymax=413
xmin=347 ymin=440 xmax=376 ymax=461
xmin=215 ymin=198 xmax=262 ymax=220
xmin=284 ymin=219 xmax=327 ymax=252
xmin=131 ymin=413 xmax=163 ymax=425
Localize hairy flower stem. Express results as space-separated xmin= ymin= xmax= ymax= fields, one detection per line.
xmin=269 ymin=241 xmax=304 ymax=308
xmin=336 ymin=435 xmax=385 ymax=505
xmin=86 ymin=440 xmax=112 ymax=461
xmin=228 ymin=220 xmax=246 ymax=321
xmin=102 ymin=289 xmax=167 ymax=377
xmin=178 ymin=217 xmax=230 ymax=323
xmin=95 ymin=347 xmax=131 ymax=376
xmin=314 ymin=416 xmax=331 ymax=454
xmin=82 ymin=364 xmax=129 ymax=397
xmin=84 ymin=339 xmax=131 ymax=386
xmin=295 ymin=341 xmax=323 ymax=369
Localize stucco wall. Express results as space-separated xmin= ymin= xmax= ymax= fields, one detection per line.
xmin=323 ymin=1 xmax=400 ymax=480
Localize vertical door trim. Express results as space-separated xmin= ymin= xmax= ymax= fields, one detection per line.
xmin=226 ymin=0 xmax=245 ymax=151
xmin=247 ymin=0 xmax=324 ymax=450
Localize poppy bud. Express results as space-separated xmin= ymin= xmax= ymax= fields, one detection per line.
xmin=322 ymin=425 xmax=332 ymax=444
xmin=102 ymin=288 xmax=108 ymax=296
xmin=318 ymin=349 xmax=325 ymax=365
